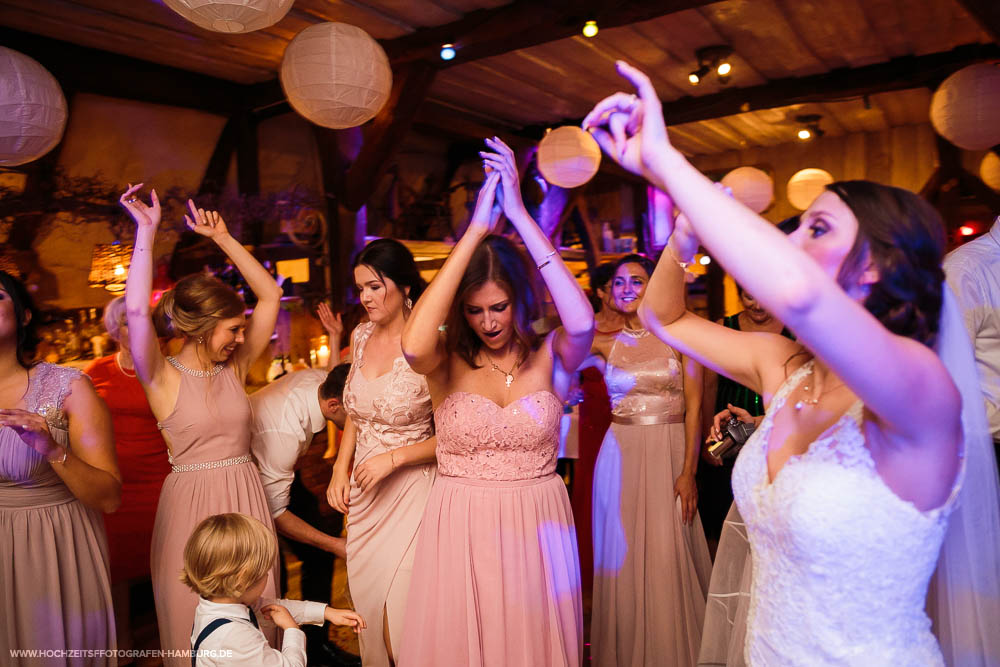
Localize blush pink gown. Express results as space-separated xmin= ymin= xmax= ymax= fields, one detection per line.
xmin=342 ymin=322 xmax=436 ymax=667
xmin=150 ymin=362 xmax=279 ymax=666
xmin=399 ymin=390 xmax=583 ymax=667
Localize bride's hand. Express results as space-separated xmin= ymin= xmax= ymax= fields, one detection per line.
xmin=582 ymin=61 xmax=673 ymax=187
xmin=467 ymin=170 xmax=503 ymax=237
xmin=480 ymin=136 xmax=527 ymax=222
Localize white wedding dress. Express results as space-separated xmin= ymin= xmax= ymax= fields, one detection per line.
xmin=731 ymin=360 xmax=962 ymax=666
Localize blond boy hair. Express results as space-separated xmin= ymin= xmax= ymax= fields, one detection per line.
xmin=181 ymin=513 xmax=277 ymax=599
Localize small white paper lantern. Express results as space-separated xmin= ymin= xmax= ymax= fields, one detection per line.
xmin=537 ymin=126 xmax=602 ymax=189
xmin=280 ymin=23 xmax=392 ymax=130
xmin=787 ymin=168 xmax=834 ymax=210
xmin=930 ymin=63 xmax=1000 ymax=151
xmin=721 ymin=166 xmax=773 ymax=213
xmin=163 ymin=0 xmax=294 ymax=34
xmin=0 ymin=47 xmax=67 ymax=167
xmin=981 ymin=152 xmax=1000 ymax=192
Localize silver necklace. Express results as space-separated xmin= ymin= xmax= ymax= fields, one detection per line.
xmin=794 ymin=365 xmax=844 ymax=410
xmin=167 ymin=355 xmax=225 ymax=378
xmin=115 ymin=352 xmax=137 ymax=378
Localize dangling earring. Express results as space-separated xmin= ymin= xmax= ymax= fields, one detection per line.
xmin=405 ymin=297 xmax=413 ymax=310
xmin=198 ymin=336 xmax=204 ymax=345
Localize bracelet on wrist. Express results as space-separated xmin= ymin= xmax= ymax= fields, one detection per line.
xmin=390 ymin=450 xmax=398 ymax=470
xmin=48 ymin=446 xmax=68 ymax=466
xmin=536 ymin=249 xmax=558 ymax=271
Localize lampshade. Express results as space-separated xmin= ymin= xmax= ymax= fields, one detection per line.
xmin=0 ymin=47 xmax=67 ymax=167
xmin=787 ymin=168 xmax=834 ymax=210
xmin=537 ymin=126 xmax=602 ymax=189
xmin=89 ymin=242 xmax=133 ymax=293
xmin=930 ymin=63 xmax=1000 ymax=151
xmin=163 ymin=0 xmax=294 ymax=33
xmin=721 ymin=166 xmax=773 ymax=213
xmin=280 ymin=23 xmax=392 ymax=130
xmin=980 ymin=152 xmax=1000 ymax=192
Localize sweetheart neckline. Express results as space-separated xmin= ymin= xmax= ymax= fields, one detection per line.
xmin=440 ymin=389 xmax=561 ymax=411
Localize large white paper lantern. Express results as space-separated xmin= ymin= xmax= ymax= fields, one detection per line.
xmin=280 ymin=23 xmax=392 ymax=130
xmin=930 ymin=63 xmax=1000 ymax=151
xmin=163 ymin=0 xmax=294 ymax=34
xmin=0 ymin=47 xmax=67 ymax=167
xmin=721 ymin=166 xmax=773 ymax=213
xmin=787 ymin=168 xmax=834 ymax=210
xmin=981 ymin=152 xmax=1000 ymax=192
xmin=537 ymin=126 xmax=602 ymax=189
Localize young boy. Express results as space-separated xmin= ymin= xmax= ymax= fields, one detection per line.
xmin=182 ymin=513 xmax=365 ymax=666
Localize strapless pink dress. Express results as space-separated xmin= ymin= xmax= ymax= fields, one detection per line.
xmin=399 ymin=390 xmax=583 ymax=667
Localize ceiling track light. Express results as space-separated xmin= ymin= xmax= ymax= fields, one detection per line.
xmin=795 ymin=113 xmax=825 ymax=141
xmin=440 ymin=43 xmax=456 ymax=61
xmin=582 ymin=20 xmax=599 ymax=38
xmin=689 ymin=45 xmax=734 ymax=86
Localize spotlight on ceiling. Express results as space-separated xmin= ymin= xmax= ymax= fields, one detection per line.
xmin=440 ymin=43 xmax=456 ymax=61
xmin=582 ymin=20 xmax=599 ymax=38
xmin=690 ymin=45 xmax=734 ymax=86
xmin=795 ymin=114 xmax=825 ymax=141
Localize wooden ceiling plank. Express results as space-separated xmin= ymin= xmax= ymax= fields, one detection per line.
xmin=773 ymin=0 xmax=889 ymax=69
xmin=955 ymin=0 xmax=1000 ymax=42
xmin=568 ymin=28 xmax=690 ymax=99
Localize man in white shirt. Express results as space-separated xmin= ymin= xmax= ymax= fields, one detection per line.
xmin=250 ymin=362 xmax=356 ymax=666
xmin=944 ymin=216 xmax=1000 ymax=467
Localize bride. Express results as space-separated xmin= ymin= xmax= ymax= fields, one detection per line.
xmin=582 ymin=61 xmax=1000 ymax=665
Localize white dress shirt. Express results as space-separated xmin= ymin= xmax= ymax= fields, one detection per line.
xmin=190 ymin=597 xmax=327 ymax=667
xmin=944 ymin=219 xmax=1000 ymax=439
xmin=250 ymin=369 xmax=329 ymax=518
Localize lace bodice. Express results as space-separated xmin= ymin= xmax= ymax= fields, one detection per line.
xmin=731 ymin=361 xmax=961 ymax=666
xmin=343 ymin=322 xmax=434 ymax=466
xmin=605 ymin=329 xmax=684 ymax=418
xmin=434 ymin=390 xmax=562 ymax=481
xmin=0 ymin=363 xmax=78 ymax=486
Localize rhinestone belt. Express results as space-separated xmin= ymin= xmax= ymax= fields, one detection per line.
xmin=171 ymin=454 xmax=252 ymax=473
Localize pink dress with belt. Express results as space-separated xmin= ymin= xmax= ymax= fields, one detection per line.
xmin=150 ymin=360 xmax=279 ymax=666
xmin=399 ymin=389 xmax=583 ymax=667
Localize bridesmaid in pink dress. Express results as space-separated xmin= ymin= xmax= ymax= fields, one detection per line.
xmin=120 ymin=187 xmax=283 ymax=665
xmin=326 ymin=238 xmax=437 ymax=666
xmin=399 ymin=139 xmax=595 ymax=667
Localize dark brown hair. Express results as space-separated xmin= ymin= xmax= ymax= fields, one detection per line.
xmin=826 ymin=180 xmax=945 ymax=348
xmin=446 ymin=235 xmax=542 ymax=368
xmin=353 ymin=238 xmax=426 ymax=304
xmin=0 ymin=271 xmax=39 ymax=369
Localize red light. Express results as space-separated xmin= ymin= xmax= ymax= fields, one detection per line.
xmin=960 ymin=225 xmax=976 ymax=237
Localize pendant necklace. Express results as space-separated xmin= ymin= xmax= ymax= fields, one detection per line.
xmin=486 ymin=351 xmax=520 ymax=388
xmin=794 ymin=365 xmax=844 ymax=411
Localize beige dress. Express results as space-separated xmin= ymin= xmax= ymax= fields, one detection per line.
xmin=591 ymin=329 xmax=712 ymax=667
xmin=343 ymin=322 xmax=435 ymax=666
xmin=0 ymin=364 xmax=116 ymax=666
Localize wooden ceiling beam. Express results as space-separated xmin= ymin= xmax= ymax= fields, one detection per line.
xmin=381 ymin=0 xmax=719 ymax=67
xmin=539 ymin=42 xmax=1000 ymax=132
xmin=0 ymin=27 xmax=244 ymax=114
xmin=956 ymin=0 xmax=1000 ymax=42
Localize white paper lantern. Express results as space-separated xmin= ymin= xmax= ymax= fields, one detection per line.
xmin=280 ymin=23 xmax=392 ymax=130
xmin=721 ymin=166 xmax=773 ymax=213
xmin=930 ymin=63 xmax=1000 ymax=151
xmin=981 ymin=152 xmax=1000 ymax=192
xmin=0 ymin=47 xmax=67 ymax=167
xmin=163 ymin=0 xmax=294 ymax=34
xmin=787 ymin=168 xmax=834 ymax=210
xmin=537 ymin=126 xmax=602 ymax=189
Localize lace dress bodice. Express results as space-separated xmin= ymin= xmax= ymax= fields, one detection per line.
xmin=343 ymin=322 xmax=434 ymax=466
xmin=605 ymin=329 xmax=684 ymax=418
xmin=434 ymin=390 xmax=562 ymax=481
xmin=0 ymin=363 xmax=78 ymax=489
xmin=731 ymin=361 xmax=961 ymax=666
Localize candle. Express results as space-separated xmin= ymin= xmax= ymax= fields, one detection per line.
xmin=317 ymin=344 xmax=330 ymax=368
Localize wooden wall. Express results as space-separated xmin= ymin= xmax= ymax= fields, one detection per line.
xmin=691 ymin=123 xmax=940 ymax=223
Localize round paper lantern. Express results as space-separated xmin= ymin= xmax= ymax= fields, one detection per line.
xmin=0 ymin=47 xmax=67 ymax=167
xmin=930 ymin=63 xmax=1000 ymax=151
xmin=721 ymin=166 xmax=773 ymax=213
xmin=537 ymin=126 xmax=602 ymax=189
xmin=163 ymin=0 xmax=294 ymax=33
xmin=980 ymin=152 xmax=1000 ymax=192
xmin=787 ymin=168 xmax=834 ymax=210
xmin=280 ymin=23 xmax=392 ymax=130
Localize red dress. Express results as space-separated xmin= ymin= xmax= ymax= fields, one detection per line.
xmin=85 ymin=354 xmax=171 ymax=583
xmin=574 ymin=365 xmax=613 ymax=598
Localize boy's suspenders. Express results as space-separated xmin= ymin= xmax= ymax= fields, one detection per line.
xmin=191 ymin=618 xmax=232 ymax=667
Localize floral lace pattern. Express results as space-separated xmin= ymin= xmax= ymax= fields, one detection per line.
xmin=342 ymin=322 xmax=434 ymax=466
xmin=731 ymin=361 xmax=959 ymax=666
xmin=434 ymin=390 xmax=562 ymax=481
xmin=1 ymin=363 xmax=80 ymax=484
xmin=605 ymin=329 xmax=684 ymax=419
